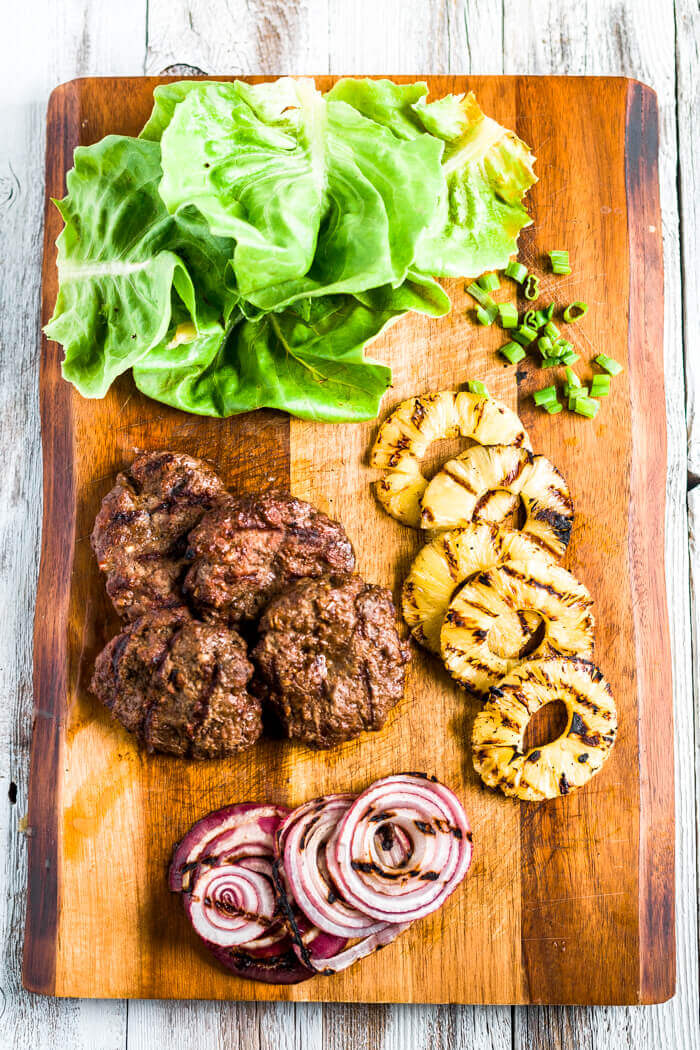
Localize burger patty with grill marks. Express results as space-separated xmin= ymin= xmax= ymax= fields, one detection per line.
xmin=252 ymin=574 xmax=410 ymax=750
xmin=183 ymin=490 xmax=356 ymax=624
xmin=91 ymin=450 xmax=226 ymax=621
xmin=90 ymin=608 xmax=262 ymax=758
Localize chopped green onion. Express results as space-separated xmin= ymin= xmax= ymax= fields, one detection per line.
xmin=515 ymin=323 xmax=538 ymax=344
xmin=545 ymin=401 xmax=564 ymax=414
xmin=537 ymin=335 xmax=553 ymax=355
xmin=466 ymin=282 xmax=495 ymax=307
xmin=554 ymin=338 xmax=573 ymax=355
xmin=523 ymin=274 xmax=540 ymax=300
xmin=499 ymin=341 xmax=527 ymax=365
xmin=549 ymin=249 xmax=572 ymax=275
xmin=560 ymin=351 xmax=580 ymax=366
xmin=590 ymin=374 xmax=611 ymax=397
xmin=594 ymin=353 xmax=624 ymax=376
xmin=545 ymin=303 xmax=556 ymax=321
xmin=566 ymin=367 xmax=582 ymax=388
xmin=476 ymin=303 xmax=498 ymax=326
xmin=533 ymin=386 xmax=558 ymax=406
xmin=523 ymin=309 xmax=538 ymax=328
xmin=467 ymin=380 xmax=489 ymax=397
xmin=498 ymin=303 xmax=519 ymax=328
xmin=568 ymin=385 xmax=589 ymax=411
xmin=573 ymin=396 xmax=600 ymax=419
xmin=533 ymin=309 xmax=548 ymax=328
xmin=505 ymin=260 xmax=528 ymax=283
xmin=544 ymin=321 xmax=561 ymax=341
xmin=540 ymin=356 xmax=565 ymax=368
xmin=563 ymin=301 xmax=589 ymax=323
xmin=478 ymin=272 xmax=500 ymax=292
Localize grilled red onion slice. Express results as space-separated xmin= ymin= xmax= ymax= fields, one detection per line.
xmin=185 ymin=862 xmax=277 ymax=946
xmin=169 ymin=803 xmax=289 ymax=891
xmin=209 ymin=942 xmax=313 ymax=985
xmin=277 ymin=795 xmax=389 ymax=938
xmin=293 ymin=919 xmax=412 ymax=975
xmin=325 ymin=773 xmax=472 ymax=923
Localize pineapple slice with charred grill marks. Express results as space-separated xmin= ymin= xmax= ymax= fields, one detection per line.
xmin=370 ymin=391 xmax=531 ymax=528
xmin=440 ymin=560 xmax=594 ymax=696
xmin=472 ymin=657 xmax=617 ymax=801
xmin=420 ymin=444 xmax=574 ymax=559
xmin=402 ymin=523 xmax=554 ymax=654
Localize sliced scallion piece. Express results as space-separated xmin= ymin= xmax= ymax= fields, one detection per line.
xmin=515 ymin=323 xmax=538 ymax=344
xmin=476 ymin=303 xmax=498 ymax=325
xmin=560 ymin=351 xmax=580 ymax=365
xmin=544 ymin=321 xmax=561 ymax=341
xmin=590 ymin=374 xmax=611 ymax=397
xmin=594 ymin=353 xmax=624 ymax=376
xmin=573 ymin=396 xmax=599 ymax=418
xmin=499 ymin=341 xmax=527 ymax=365
xmin=467 ymin=379 xmax=489 ymax=397
xmin=545 ymin=401 xmax=564 ymax=414
xmin=563 ymin=301 xmax=589 ymax=323
xmin=533 ymin=386 xmax=558 ymax=406
xmin=533 ymin=309 xmax=548 ymax=328
xmin=537 ymin=335 xmax=553 ymax=355
xmin=466 ymin=281 xmax=494 ymax=307
xmin=523 ymin=274 xmax=540 ymax=300
xmin=523 ymin=309 xmax=538 ymax=328
xmin=505 ymin=260 xmax=528 ymax=283
xmin=549 ymin=249 xmax=572 ymax=275
xmin=545 ymin=302 xmax=556 ymax=321
xmin=540 ymin=356 xmax=565 ymax=368
xmin=498 ymin=303 xmax=519 ymax=328
xmin=565 ymin=367 xmax=582 ymax=388
xmin=478 ymin=272 xmax=500 ymax=292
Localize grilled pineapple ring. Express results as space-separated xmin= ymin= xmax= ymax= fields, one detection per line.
xmin=472 ymin=657 xmax=617 ymax=801
xmin=402 ymin=523 xmax=555 ymax=653
xmin=440 ymin=561 xmax=595 ymax=695
xmin=420 ymin=445 xmax=574 ymax=558
xmin=371 ymin=391 xmax=531 ymax=528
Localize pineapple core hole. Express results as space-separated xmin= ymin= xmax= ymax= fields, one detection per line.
xmin=421 ymin=435 xmax=476 ymax=480
xmin=523 ymin=699 xmax=569 ymax=751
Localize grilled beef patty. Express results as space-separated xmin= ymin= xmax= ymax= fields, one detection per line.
xmin=90 ymin=609 xmax=261 ymax=758
xmin=91 ymin=450 xmax=226 ymax=621
xmin=252 ymin=574 xmax=410 ymax=750
xmin=184 ymin=490 xmax=355 ymax=624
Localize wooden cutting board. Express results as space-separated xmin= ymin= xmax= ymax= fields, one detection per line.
xmin=24 ymin=75 xmax=674 ymax=1005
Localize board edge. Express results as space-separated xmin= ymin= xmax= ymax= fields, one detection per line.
xmin=625 ymin=78 xmax=676 ymax=1005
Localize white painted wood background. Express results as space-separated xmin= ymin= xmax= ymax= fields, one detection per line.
xmin=1 ymin=0 xmax=698 ymax=1046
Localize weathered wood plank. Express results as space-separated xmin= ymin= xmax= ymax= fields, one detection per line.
xmin=1 ymin=1 xmax=146 ymax=1047
xmin=145 ymin=0 xmax=329 ymax=76
xmin=500 ymin=0 xmax=697 ymax=1043
xmin=676 ymin=0 xmax=700 ymax=478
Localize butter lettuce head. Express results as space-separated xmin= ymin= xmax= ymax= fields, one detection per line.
xmin=46 ymin=77 xmax=535 ymax=422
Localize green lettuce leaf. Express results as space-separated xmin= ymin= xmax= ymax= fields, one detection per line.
xmin=326 ymin=79 xmax=537 ymax=278
xmin=244 ymin=100 xmax=444 ymax=311
xmin=45 ymin=135 xmax=235 ymax=397
xmin=132 ymin=275 xmax=449 ymax=422
xmin=413 ymin=93 xmax=537 ymax=277
xmin=158 ymin=78 xmax=328 ymax=296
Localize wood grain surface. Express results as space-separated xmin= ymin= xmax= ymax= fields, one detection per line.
xmin=23 ymin=72 xmax=673 ymax=1005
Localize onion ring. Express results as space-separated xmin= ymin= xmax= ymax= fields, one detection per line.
xmin=185 ymin=862 xmax=277 ymax=947
xmin=325 ymin=774 xmax=472 ymax=923
xmin=169 ymin=803 xmax=290 ymax=891
xmin=277 ymin=795 xmax=389 ymax=939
